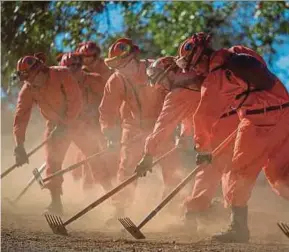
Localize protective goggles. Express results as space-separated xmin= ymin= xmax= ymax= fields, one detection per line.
xmin=176 ymin=46 xmax=204 ymax=71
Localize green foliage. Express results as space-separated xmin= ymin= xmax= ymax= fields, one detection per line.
xmin=1 ymin=1 xmax=288 ymax=92
xmin=122 ymin=1 xmax=289 ymax=59
xmin=1 ymin=1 xmax=109 ymax=90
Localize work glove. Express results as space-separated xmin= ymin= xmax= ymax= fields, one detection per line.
xmin=134 ymin=154 xmax=153 ymax=177
xmin=196 ymin=152 xmax=213 ymax=165
xmin=50 ymin=124 xmax=66 ymax=139
xmin=14 ymin=144 xmax=29 ymax=167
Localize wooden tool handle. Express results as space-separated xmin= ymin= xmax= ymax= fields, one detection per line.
xmin=1 ymin=137 xmax=51 ymax=179
xmin=137 ymin=129 xmax=238 ymax=229
xmin=64 ymin=146 xmax=177 ymax=226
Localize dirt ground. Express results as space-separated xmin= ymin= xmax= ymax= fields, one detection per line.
xmin=1 ymin=110 xmax=289 ymax=251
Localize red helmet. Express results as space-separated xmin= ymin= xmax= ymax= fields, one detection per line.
xmin=76 ymin=41 xmax=101 ymax=57
xmin=59 ymin=52 xmax=82 ymax=67
xmin=146 ymin=56 xmax=178 ymax=86
xmin=16 ymin=56 xmax=42 ymax=81
xmin=104 ymin=38 xmax=140 ymax=69
xmin=176 ymin=32 xmax=212 ymax=70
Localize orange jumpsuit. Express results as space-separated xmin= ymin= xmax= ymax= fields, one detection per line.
xmin=13 ymin=67 xmax=110 ymax=192
xmin=73 ymin=71 xmax=116 ymax=189
xmin=83 ymin=59 xmax=113 ymax=82
xmin=143 ymin=84 xmax=239 ymax=212
xmin=72 ymin=62 xmax=116 ymax=189
xmin=185 ymin=46 xmax=267 ymax=212
xmin=193 ymin=49 xmax=289 ymax=207
xmin=99 ymin=60 xmax=182 ymax=205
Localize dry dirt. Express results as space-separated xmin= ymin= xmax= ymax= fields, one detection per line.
xmin=1 ymin=110 xmax=289 ymax=251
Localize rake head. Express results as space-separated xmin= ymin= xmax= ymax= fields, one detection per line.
xmin=44 ymin=213 xmax=68 ymax=236
xmin=118 ymin=217 xmax=145 ymax=239
xmin=4 ymin=197 xmax=17 ymax=207
xmin=277 ymin=222 xmax=289 ymax=239
xmin=33 ymin=168 xmax=45 ymax=188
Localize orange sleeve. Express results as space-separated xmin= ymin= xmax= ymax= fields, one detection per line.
xmin=62 ymin=72 xmax=83 ymax=124
xmin=144 ymin=89 xmax=192 ymax=156
xmin=193 ymin=70 xmax=237 ymax=152
xmin=99 ymin=74 xmax=126 ymax=133
xmin=13 ymin=85 xmax=34 ymax=145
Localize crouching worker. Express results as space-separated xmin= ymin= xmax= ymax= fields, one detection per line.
xmin=99 ymin=38 xmax=182 ymax=219
xmin=59 ymin=53 xmax=115 ymax=192
xmin=134 ymin=56 xmax=202 ymax=177
xmin=179 ymin=32 xmax=289 ymax=243
xmin=13 ymin=55 xmax=111 ymax=215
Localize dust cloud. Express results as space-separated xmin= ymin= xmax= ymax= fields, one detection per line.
xmin=1 ymin=107 xmax=289 ymax=245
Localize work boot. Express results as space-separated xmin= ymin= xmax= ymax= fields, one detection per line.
xmin=212 ymin=206 xmax=250 ymax=243
xmin=44 ymin=189 xmax=64 ymax=216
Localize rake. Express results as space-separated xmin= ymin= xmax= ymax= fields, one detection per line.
xmin=277 ymin=222 xmax=289 ymax=239
xmin=33 ymin=132 xmax=145 ymax=189
xmin=6 ymin=163 xmax=46 ymax=207
xmin=1 ymin=138 xmax=50 ymax=179
xmin=33 ymin=149 xmax=108 ymax=188
xmin=119 ymin=128 xmax=238 ymax=239
xmin=44 ymin=147 xmax=177 ymax=235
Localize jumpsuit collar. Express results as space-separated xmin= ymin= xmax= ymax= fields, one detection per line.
xmin=209 ymin=48 xmax=232 ymax=72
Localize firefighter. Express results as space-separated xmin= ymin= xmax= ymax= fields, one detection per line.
xmin=76 ymin=41 xmax=113 ymax=82
xmin=74 ymin=42 xmax=118 ymax=189
xmin=14 ymin=55 xmax=111 ymax=215
xmin=59 ymin=52 xmax=115 ymax=190
xmin=176 ymin=32 xmax=289 ymax=242
xmin=99 ymin=38 xmax=183 ymax=218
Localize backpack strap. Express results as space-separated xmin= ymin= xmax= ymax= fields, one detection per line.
xmin=118 ymin=73 xmax=143 ymax=128
xmin=210 ymin=53 xmax=266 ymax=111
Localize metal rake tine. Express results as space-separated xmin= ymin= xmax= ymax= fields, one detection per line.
xmin=281 ymin=223 xmax=289 ymax=236
xmin=45 ymin=214 xmax=56 ymax=232
xmin=283 ymin=223 xmax=289 ymax=232
xmin=126 ymin=217 xmax=137 ymax=227
xmin=46 ymin=214 xmax=54 ymax=226
xmin=50 ymin=215 xmax=58 ymax=230
xmin=53 ymin=215 xmax=63 ymax=234
xmin=57 ymin=216 xmax=63 ymax=225
xmin=277 ymin=222 xmax=286 ymax=233
xmin=119 ymin=218 xmax=129 ymax=228
xmin=54 ymin=216 xmax=61 ymax=226
xmin=280 ymin=223 xmax=288 ymax=236
xmin=57 ymin=216 xmax=68 ymax=235
xmin=278 ymin=222 xmax=289 ymax=238
xmin=122 ymin=217 xmax=130 ymax=226
xmin=123 ymin=217 xmax=134 ymax=227
xmin=50 ymin=215 xmax=58 ymax=229
xmin=54 ymin=216 xmax=63 ymax=234
xmin=56 ymin=216 xmax=64 ymax=229
xmin=51 ymin=215 xmax=60 ymax=227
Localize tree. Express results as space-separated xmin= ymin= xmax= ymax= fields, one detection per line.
xmin=121 ymin=2 xmax=289 ymax=61
xmin=1 ymin=1 xmax=288 ymax=93
xmin=1 ymin=1 xmax=114 ymax=90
